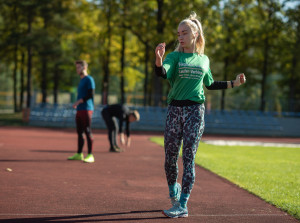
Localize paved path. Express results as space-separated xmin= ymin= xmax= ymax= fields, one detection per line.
xmin=0 ymin=127 xmax=298 ymax=223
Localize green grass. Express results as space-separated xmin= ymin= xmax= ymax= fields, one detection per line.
xmin=0 ymin=112 xmax=27 ymax=126
xmin=150 ymin=137 xmax=300 ymax=220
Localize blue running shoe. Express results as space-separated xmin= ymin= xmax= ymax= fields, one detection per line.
xmin=163 ymin=202 xmax=188 ymax=218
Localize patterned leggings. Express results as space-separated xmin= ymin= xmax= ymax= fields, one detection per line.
xmin=164 ymin=103 xmax=205 ymax=195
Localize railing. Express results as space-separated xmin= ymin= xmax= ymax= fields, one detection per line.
xmin=28 ymin=104 xmax=290 ymax=136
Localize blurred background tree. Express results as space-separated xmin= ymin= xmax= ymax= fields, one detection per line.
xmin=0 ymin=0 xmax=299 ymax=112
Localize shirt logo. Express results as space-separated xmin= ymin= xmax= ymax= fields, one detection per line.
xmin=178 ymin=62 xmax=203 ymax=80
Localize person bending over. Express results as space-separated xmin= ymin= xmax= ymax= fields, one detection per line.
xmin=101 ymin=104 xmax=140 ymax=152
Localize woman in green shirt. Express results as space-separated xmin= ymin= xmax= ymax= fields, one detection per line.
xmin=155 ymin=11 xmax=246 ymax=218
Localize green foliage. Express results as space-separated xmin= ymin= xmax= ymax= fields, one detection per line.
xmin=0 ymin=112 xmax=27 ymax=126
xmin=150 ymin=136 xmax=300 ymax=220
xmin=0 ymin=0 xmax=299 ymax=109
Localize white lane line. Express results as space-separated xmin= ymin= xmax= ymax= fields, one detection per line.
xmin=190 ymin=214 xmax=287 ymax=217
xmin=203 ymin=140 xmax=300 ymax=148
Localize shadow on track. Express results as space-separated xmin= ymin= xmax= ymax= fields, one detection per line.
xmin=0 ymin=210 xmax=167 ymax=222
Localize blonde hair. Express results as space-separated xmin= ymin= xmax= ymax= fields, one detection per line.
xmin=175 ymin=11 xmax=205 ymax=55
xmin=131 ymin=110 xmax=140 ymax=122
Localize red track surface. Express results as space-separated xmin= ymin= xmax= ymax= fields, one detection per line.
xmin=0 ymin=127 xmax=299 ymax=223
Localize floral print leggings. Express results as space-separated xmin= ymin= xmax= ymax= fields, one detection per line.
xmin=164 ymin=103 xmax=205 ymax=195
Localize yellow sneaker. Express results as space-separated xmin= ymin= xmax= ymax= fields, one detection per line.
xmin=68 ymin=153 xmax=84 ymax=161
xmin=83 ymin=154 xmax=95 ymax=163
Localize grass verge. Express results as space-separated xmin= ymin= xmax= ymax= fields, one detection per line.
xmin=150 ymin=137 xmax=300 ymax=220
xmin=0 ymin=112 xmax=27 ymax=126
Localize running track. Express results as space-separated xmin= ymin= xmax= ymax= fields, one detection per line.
xmin=0 ymin=127 xmax=299 ymax=223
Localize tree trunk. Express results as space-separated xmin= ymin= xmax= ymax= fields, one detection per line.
xmin=120 ymin=32 xmax=125 ymax=104
xmin=26 ymin=13 xmax=32 ymax=109
xmin=13 ymin=43 xmax=18 ymax=112
xmin=102 ymin=51 xmax=110 ymax=105
xmin=120 ymin=0 xmax=127 ymax=104
xmin=12 ymin=5 xmax=19 ymax=112
xmin=221 ymin=56 xmax=229 ymax=111
xmin=259 ymin=1 xmax=273 ymax=112
xmin=20 ymin=52 xmax=25 ymax=111
xmin=260 ymin=36 xmax=269 ymax=112
xmin=143 ymin=44 xmax=149 ymax=106
xmin=41 ymin=16 xmax=49 ymax=105
xmin=101 ymin=0 xmax=112 ymax=105
xmin=41 ymin=57 xmax=48 ymax=104
xmin=53 ymin=64 xmax=59 ymax=104
xmin=153 ymin=0 xmax=164 ymax=106
xmin=288 ymin=15 xmax=300 ymax=112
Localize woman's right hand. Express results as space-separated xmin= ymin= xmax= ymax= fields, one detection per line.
xmin=155 ymin=42 xmax=166 ymax=66
xmin=120 ymin=132 xmax=125 ymax=145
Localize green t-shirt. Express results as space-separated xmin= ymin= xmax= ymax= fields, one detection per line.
xmin=163 ymin=51 xmax=214 ymax=104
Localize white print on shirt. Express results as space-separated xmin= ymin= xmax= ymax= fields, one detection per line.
xmin=178 ymin=62 xmax=202 ymax=68
xmin=178 ymin=62 xmax=203 ymax=80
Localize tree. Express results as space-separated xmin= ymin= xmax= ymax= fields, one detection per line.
xmin=97 ymin=0 xmax=116 ymax=105
xmin=0 ymin=0 xmax=299 ymax=113
xmin=0 ymin=0 xmax=26 ymax=111
xmin=281 ymin=3 xmax=300 ymax=112
xmin=119 ymin=0 xmax=128 ymax=104
xmin=23 ymin=1 xmax=40 ymax=109
xmin=123 ymin=1 xmax=157 ymax=105
xmin=256 ymin=0 xmax=284 ymax=111
xmin=217 ymin=0 xmax=258 ymax=110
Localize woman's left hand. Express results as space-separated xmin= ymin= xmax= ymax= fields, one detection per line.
xmin=126 ymin=137 xmax=131 ymax=147
xmin=234 ymin=73 xmax=246 ymax=87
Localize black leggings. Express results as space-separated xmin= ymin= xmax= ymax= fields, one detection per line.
xmin=101 ymin=108 xmax=119 ymax=148
xmin=76 ymin=110 xmax=93 ymax=154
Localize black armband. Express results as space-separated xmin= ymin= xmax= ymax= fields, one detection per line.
xmin=155 ymin=65 xmax=167 ymax=79
xmin=205 ymin=81 xmax=228 ymax=90
xmin=82 ymin=89 xmax=94 ymax=102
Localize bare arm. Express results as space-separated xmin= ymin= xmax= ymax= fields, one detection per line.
xmin=155 ymin=42 xmax=166 ymax=67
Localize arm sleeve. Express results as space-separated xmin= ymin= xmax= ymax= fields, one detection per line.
xmin=155 ymin=65 xmax=167 ymax=79
xmin=82 ymin=89 xmax=94 ymax=102
xmin=205 ymin=81 xmax=228 ymax=90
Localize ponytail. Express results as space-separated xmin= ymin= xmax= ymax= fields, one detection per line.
xmin=189 ymin=12 xmax=205 ymax=55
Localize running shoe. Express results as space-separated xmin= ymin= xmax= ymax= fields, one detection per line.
xmin=162 ymin=202 xmax=188 ymax=218
xmin=68 ymin=153 xmax=84 ymax=160
xmin=83 ymin=154 xmax=95 ymax=163
xmin=109 ymin=146 xmax=122 ymax=153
